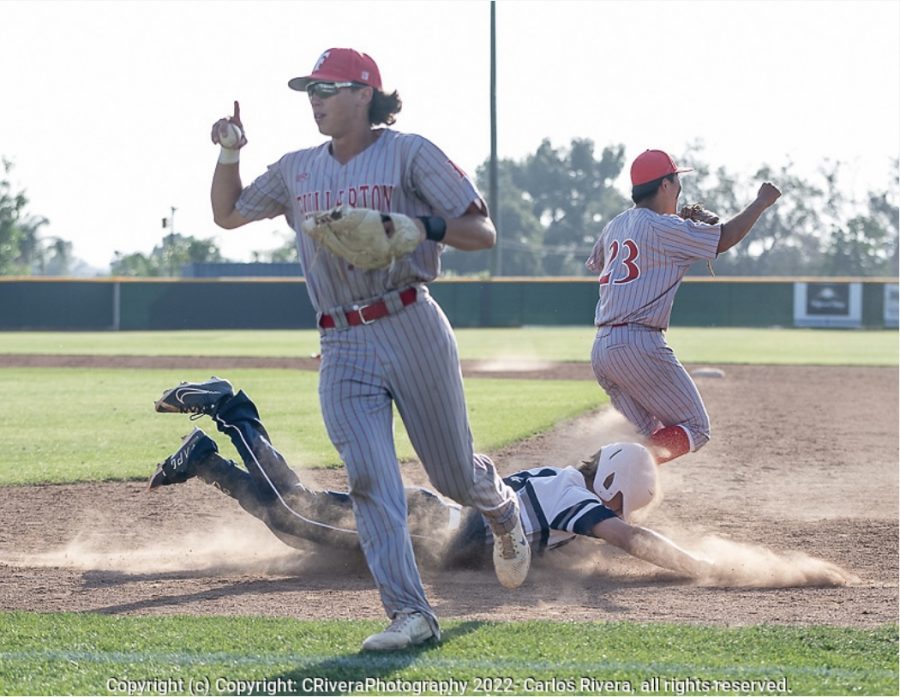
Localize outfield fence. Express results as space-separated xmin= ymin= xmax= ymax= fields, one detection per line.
xmin=0 ymin=276 xmax=896 ymax=330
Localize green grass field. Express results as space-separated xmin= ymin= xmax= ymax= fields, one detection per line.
xmin=1 ymin=327 xmax=897 ymax=365
xmin=1 ymin=613 xmax=896 ymax=696
xmin=0 ymin=368 xmax=606 ymax=485
xmin=0 ymin=327 xmax=896 ymax=695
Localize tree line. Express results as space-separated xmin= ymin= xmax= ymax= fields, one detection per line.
xmin=2 ymin=141 xmax=897 ymax=278
xmin=0 ymin=159 xmax=69 ymax=275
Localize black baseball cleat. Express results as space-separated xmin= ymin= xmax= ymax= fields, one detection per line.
xmin=147 ymin=427 xmax=218 ymax=490
xmin=154 ymin=377 xmax=234 ymax=418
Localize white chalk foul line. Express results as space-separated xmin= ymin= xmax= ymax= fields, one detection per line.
xmin=0 ymin=649 xmax=893 ymax=680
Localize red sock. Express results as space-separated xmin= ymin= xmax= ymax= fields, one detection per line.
xmin=649 ymin=425 xmax=692 ymax=464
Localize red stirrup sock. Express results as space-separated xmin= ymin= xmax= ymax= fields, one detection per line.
xmin=649 ymin=425 xmax=692 ymax=464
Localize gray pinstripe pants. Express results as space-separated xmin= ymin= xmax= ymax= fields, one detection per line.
xmin=318 ymin=288 xmax=517 ymax=626
xmin=591 ymin=325 xmax=711 ymax=450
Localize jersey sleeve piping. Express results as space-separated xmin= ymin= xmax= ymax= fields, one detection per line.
xmin=551 ymin=499 xmax=617 ymax=535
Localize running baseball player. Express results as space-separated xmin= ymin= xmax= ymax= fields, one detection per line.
xmin=149 ymin=378 xmax=715 ymax=622
xmin=206 ymin=48 xmax=528 ymax=651
xmin=587 ymin=149 xmax=781 ymax=464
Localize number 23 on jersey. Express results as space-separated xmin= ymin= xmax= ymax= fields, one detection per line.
xmin=597 ymin=239 xmax=641 ymax=285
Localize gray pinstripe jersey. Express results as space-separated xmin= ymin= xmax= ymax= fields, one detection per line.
xmin=586 ymin=207 xmax=721 ymax=329
xmin=235 ymin=129 xmax=478 ymax=312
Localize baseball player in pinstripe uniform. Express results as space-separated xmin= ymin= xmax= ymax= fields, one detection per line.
xmin=207 ymin=48 xmax=529 ymax=651
xmin=150 ymin=378 xmax=715 ymax=582
xmin=587 ymin=150 xmax=781 ymax=464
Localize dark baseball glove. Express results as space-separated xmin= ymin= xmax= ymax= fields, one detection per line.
xmin=301 ymin=205 xmax=424 ymax=270
xmin=679 ymin=203 xmax=720 ymax=225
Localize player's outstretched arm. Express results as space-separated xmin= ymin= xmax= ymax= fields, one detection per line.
xmin=717 ymin=182 xmax=782 ymax=253
xmin=592 ymin=517 xmax=714 ymax=577
xmin=211 ymin=100 xmax=252 ymax=230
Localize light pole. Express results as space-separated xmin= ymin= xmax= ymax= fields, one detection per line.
xmin=162 ymin=206 xmax=177 ymax=276
xmin=488 ymin=0 xmax=501 ymax=277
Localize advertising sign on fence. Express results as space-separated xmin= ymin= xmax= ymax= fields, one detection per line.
xmin=884 ymin=284 xmax=898 ymax=328
xmin=793 ymin=282 xmax=862 ymax=328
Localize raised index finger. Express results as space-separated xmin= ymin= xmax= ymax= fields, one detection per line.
xmin=233 ymin=100 xmax=241 ymax=124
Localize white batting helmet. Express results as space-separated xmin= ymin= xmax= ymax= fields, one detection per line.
xmin=592 ymin=442 xmax=658 ymax=522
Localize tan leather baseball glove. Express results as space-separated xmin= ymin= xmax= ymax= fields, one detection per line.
xmin=301 ymin=206 xmax=425 ymax=270
xmin=679 ymin=203 xmax=720 ymax=225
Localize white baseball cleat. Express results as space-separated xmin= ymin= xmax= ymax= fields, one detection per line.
xmin=361 ymin=611 xmax=439 ymax=651
xmin=493 ymin=512 xmax=531 ymax=589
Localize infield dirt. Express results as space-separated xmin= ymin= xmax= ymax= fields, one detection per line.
xmin=0 ymin=361 xmax=897 ymax=628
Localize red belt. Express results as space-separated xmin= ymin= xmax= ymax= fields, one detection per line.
xmin=318 ymin=287 xmax=418 ymax=329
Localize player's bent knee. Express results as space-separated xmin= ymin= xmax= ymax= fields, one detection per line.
xmin=430 ymin=481 xmax=470 ymax=506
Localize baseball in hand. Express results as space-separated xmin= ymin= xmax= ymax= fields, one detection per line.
xmin=218 ymin=122 xmax=243 ymax=149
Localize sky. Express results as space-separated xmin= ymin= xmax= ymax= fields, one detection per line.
xmin=2 ymin=0 xmax=898 ymax=272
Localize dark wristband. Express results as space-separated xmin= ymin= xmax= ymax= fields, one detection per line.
xmin=418 ymin=216 xmax=447 ymax=242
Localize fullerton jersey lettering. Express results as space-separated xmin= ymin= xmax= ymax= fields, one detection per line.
xmin=501 ymin=466 xmax=616 ymax=551
xmin=586 ymin=207 xmax=721 ymax=329
xmin=234 ymin=129 xmax=478 ymax=312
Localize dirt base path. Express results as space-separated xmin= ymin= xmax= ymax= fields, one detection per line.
xmin=1 ymin=363 xmax=897 ymax=628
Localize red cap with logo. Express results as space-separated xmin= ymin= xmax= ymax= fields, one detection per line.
xmin=288 ymin=48 xmax=382 ymax=91
xmin=630 ymin=149 xmax=694 ymax=186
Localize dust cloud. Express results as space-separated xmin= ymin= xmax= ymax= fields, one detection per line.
xmin=4 ymin=512 xmax=309 ymax=576
xmin=2 ymin=512 xmax=858 ymax=590
xmin=687 ymin=533 xmax=859 ymax=588
xmin=533 ymin=524 xmax=857 ymax=590
xmin=591 ymin=408 xmax=647 ymax=446
xmin=469 ymin=358 xmax=557 ymax=373
xmin=584 ymin=412 xmax=857 ymax=588
xmin=2 ymin=425 xmax=857 ymax=592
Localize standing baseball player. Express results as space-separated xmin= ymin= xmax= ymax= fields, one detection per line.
xmin=207 ymin=48 xmax=529 ymax=651
xmin=150 ymin=377 xmax=715 ymax=581
xmin=587 ymin=149 xmax=781 ymax=464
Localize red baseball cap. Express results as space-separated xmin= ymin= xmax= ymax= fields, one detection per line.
xmin=630 ymin=149 xmax=694 ymax=186
xmin=288 ymin=48 xmax=382 ymax=91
